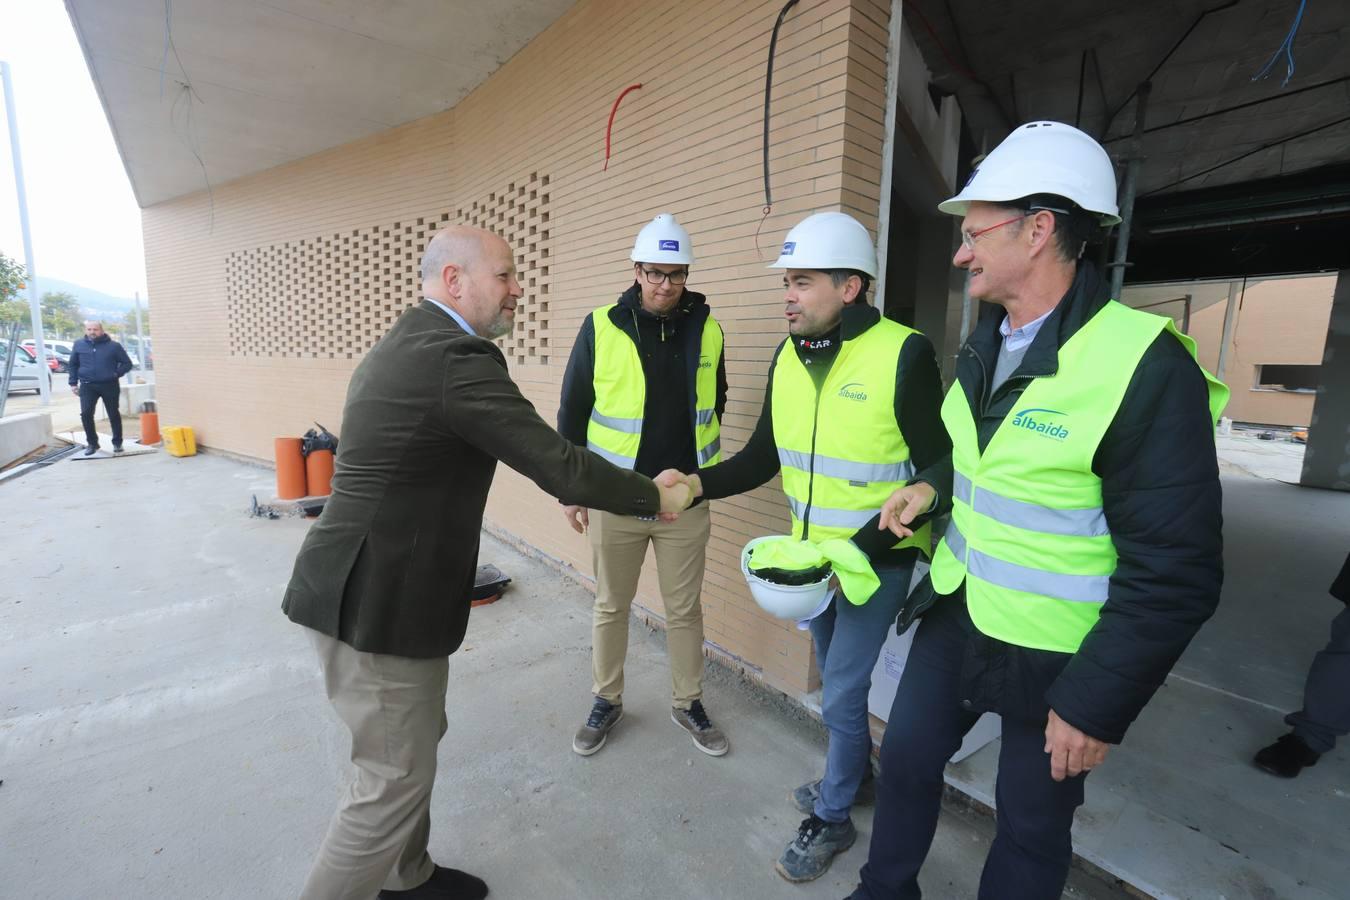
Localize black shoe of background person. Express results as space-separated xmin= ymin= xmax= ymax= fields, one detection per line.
xmin=377 ymin=865 xmax=488 ymax=900
xmin=82 ymin=445 xmax=99 ymax=456
xmin=1253 ymin=733 xmax=1321 ymax=778
xmin=113 ymin=443 xmax=124 ymax=454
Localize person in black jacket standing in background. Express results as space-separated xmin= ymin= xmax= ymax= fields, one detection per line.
xmin=846 ymin=122 xmax=1229 ymax=900
xmin=68 ymin=320 xmax=134 ymax=455
xmin=1253 ymin=549 xmax=1350 ymax=778
xmin=558 ymin=214 xmax=731 ymax=758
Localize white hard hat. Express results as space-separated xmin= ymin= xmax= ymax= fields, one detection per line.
xmin=740 ymin=537 xmax=833 ymax=621
xmin=939 ymin=121 xmax=1121 ymax=225
xmin=769 ymin=212 xmax=878 ymax=279
xmin=631 ymin=213 xmax=694 ymax=265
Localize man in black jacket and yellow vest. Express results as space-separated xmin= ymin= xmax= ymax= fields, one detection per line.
xmin=846 ymin=122 xmax=1229 ymax=900
xmin=557 ymin=214 xmax=730 ymax=758
xmin=283 ymin=225 xmax=692 ymax=900
xmin=665 ymin=211 xmax=950 ymax=883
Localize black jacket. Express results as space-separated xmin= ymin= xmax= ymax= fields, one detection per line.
xmin=68 ymin=334 xmax=133 ymax=385
xmin=698 ymin=303 xmax=950 ymax=567
xmin=916 ymin=262 xmax=1224 ymax=744
xmin=557 ymin=284 xmax=728 ymax=479
xmin=283 ymin=302 xmax=661 ymax=658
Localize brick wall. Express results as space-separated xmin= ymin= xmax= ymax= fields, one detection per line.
xmin=141 ymin=0 xmax=895 ymax=697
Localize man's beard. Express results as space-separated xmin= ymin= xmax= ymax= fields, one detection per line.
xmin=483 ymin=309 xmax=513 ymax=340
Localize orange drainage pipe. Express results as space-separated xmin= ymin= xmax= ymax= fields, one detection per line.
xmin=305 ymin=448 xmax=334 ymax=497
xmin=275 ymin=437 xmax=307 ymax=499
xmin=139 ymin=411 xmax=161 ymax=445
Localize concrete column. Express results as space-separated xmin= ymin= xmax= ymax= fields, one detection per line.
xmin=1300 ymin=269 xmax=1350 ymax=490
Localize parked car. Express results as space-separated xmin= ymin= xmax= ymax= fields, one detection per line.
xmin=2 ymin=343 xmax=52 ymax=394
xmin=20 ymin=339 xmax=71 ymax=373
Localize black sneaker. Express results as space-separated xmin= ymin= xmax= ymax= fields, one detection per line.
xmin=1254 ymin=733 xmax=1321 ymax=778
xmin=572 ymin=697 xmax=623 ymax=756
xmin=82 ymin=445 xmax=99 ymax=456
xmin=790 ymin=765 xmax=875 ymax=814
xmin=671 ymin=699 xmax=729 ymax=756
xmin=113 ymin=444 xmax=124 ymax=454
xmin=775 ymin=814 xmax=856 ymax=883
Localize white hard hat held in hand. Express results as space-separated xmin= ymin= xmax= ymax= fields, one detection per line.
xmin=631 ymin=213 xmax=695 ymax=265
xmin=939 ymin=121 xmax=1121 ymax=225
xmin=769 ymin=211 xmax=879 ymax=278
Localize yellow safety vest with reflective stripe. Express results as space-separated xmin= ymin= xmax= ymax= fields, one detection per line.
xmin=770 ymin=317 xmax=932 ymax=556
xmin=585 ymin=305 xmax=723 ymax=470
xmin=930 ymin=300 xmax=1229 ymax=653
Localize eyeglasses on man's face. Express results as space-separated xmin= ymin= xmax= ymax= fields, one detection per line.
xmin=959 ymin=213 xmax=1032 ymax=251
xmin=638 ymin=266 xmax=689 ymax=286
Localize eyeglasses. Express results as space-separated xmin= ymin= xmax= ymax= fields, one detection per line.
xmin=638 ymin=266 xmax=688 ymax=286
xmin=960 ymin=213 xmax=1031 ymax=250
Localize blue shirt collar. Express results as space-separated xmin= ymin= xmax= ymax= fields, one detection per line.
xmin=424 ymin=298 xmax=476 ymax=336
xmin=998 ymin=307 xmax=1054 ymax=353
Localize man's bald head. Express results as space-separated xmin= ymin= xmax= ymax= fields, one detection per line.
xmin=419 ymin=225 xmax=522 ymax=339
xmin=415 ymin=225 xmax=507 ymax=292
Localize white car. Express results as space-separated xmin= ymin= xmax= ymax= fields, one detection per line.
xmin=2 ymin=343 xmax=52 ymax=394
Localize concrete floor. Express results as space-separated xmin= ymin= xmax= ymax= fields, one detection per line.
xmin=0 ymin=452 xmax=1121 ymax=900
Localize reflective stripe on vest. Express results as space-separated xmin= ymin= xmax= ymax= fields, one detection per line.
xmin=770 ymin=316 xmax=932 ymax=556
xmin=585 ymin=304 xmax=724 ymax=470
xmin=930 ymin=300 xmax=1229 ymax=653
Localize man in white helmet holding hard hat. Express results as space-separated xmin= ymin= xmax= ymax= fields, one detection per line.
xmin=661 ymin=210 xmax=950 ymax=883
xmin=557 ymin=213 xmax=730 ymax=757
xmin=845 ymin=121 xmax=1228 ymax=899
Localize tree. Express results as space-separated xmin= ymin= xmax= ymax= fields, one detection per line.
xmin=124 ymin=306 xmax=150 ymax=335
xmin=41 ymin=290 xmax=81 ymax=339
xmin=0 ymin=252 xmax=28 ymax=326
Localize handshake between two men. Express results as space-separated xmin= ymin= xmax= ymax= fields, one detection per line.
xmin=565 ymin=469 xmax=939 ymax=539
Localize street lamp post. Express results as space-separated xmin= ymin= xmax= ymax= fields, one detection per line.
xmin=1 ymin=59 xmax=51 ymax=405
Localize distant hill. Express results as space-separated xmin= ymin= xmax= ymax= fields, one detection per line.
xmin=33 ymin=276 xmax=147 ymax=320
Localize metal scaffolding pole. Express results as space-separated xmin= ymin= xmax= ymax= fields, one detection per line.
xmin=1109 ymin=82 xmax=1151 ymax=301
xmin=2 ymin=60 xmax=51 ymax=405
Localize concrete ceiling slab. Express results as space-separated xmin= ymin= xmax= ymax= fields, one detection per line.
xmin=906 ymin=0 xmax=1350 ymax=198
xmin=66 ymin=0 xmax=577 ymax=206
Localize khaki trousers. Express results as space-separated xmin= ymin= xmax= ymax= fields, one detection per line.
xmin=589 ymin=503 xmax=711 ymax=709
xmin=299 ymin=629 xmax=449 ymax=900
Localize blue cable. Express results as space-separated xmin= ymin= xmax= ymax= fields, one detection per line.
xmin=1252 ymin=0 xmax=1307 ymax=87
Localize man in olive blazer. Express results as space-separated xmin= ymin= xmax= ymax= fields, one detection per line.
xmin=284 ymin=226 xmax=690 ymax=900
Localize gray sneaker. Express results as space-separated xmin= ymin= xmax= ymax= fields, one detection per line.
xmin=790 ymin=766 xmax=876 ymax=814
xmin=775 ymin=814 xmax=857 ymax=883
xmin=671 ymin=699 xmax=729 ymax=756
xmin=572 ymin=697 xmax=623 ymax=756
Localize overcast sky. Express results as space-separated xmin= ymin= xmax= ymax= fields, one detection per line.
xmin=0 ymin=0 xmax=147 ymax=300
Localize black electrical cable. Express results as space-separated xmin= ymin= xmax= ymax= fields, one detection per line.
xmin=1143 ymin=114 xmax=1350 ymax=196
xmin=762 ymin=0 xmax=800 ymax=213
xmin=1075 ymin=51 xmax=1088 ymax=128
xmin=1099 ymin=0 xmax=1240 ymax=140
xmin=1102 ymin=75 xmax=1350 ymax=144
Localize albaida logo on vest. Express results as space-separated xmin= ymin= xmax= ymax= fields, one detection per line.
xmin=1012 ymin=407 xmax=1070 ymax=441
xmin=838 ymin=382 xmax=868 ymax=402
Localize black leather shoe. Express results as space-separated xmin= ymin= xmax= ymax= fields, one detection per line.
xmin=1253 ymin=733 xmax=1320 ymax=778
xmin=378 ymin=866 xmax=488 ymax=900
xmin=82 ymin=445 xmax=99 ymax=456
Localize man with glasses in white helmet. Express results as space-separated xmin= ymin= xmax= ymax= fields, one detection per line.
xmin=558 ymin=213 xmax=731 ymax=757
xmin=662 ymin=211 xmax=949 ymax=883
xmin=845 ymin=122 xmax=1229 ymax=899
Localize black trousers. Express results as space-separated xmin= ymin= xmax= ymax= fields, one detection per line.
xmin=79 ymin=380 xmax=122 ymax=448
xmin=850 ymin=596 xmax=1088 ymax=900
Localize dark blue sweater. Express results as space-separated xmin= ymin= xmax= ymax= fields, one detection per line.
xmin=68 ymin=334 xmax=133 ymax=385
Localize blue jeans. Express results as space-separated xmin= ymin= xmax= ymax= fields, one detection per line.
xmin=851 ymin=595 xmax=1087 ymax=900
xmin=808 ymin=562 xmax=913 ymax=823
